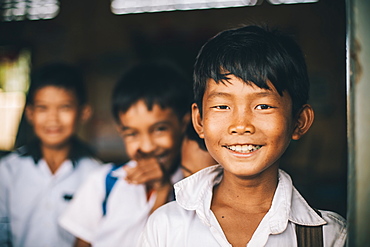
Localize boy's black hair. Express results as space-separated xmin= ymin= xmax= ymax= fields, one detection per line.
xmin=112 ymin=60 xmax=192 ymax=123
xmin=26 ymin=62 xmax=87 ymax=106
xmin=193 ymin=25 xmax=309 ymax=116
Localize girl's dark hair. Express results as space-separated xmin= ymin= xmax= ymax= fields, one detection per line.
xmin=194 ymin=25 xmax=309 ymax=116
xmin=112 ymin=60 xmax=192 ymax=123
xmin=26 ymin=62 xmax=87 ymax=106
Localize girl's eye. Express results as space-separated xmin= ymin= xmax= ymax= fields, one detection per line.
xmin=256 ymin=104 xmax=273 ymax=110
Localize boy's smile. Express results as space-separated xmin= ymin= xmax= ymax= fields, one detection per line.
xmin=224 ymin=144 xmax=262 ymax=154
xmin=193 ymin=75 xmax=299 ymax=179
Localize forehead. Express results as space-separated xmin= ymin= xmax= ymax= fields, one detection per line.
xmin=204 ymin=77 xmax=290 ymax=101
xmin=32 ymin=86 xmax=78 ymax=102
xmin=118 ymin=100 xmax=180 ymax=127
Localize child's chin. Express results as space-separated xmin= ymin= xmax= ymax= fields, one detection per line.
xmin=42 ymin=139 xmax=71 ymax=149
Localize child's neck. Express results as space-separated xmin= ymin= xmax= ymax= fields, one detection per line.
xmin=41 ymin=144 xmax=71 ymax=174
xmin=210 ymin=168 xmax=279 ymax=247
xmin=214 ymin=171 xmax=278 ymax=212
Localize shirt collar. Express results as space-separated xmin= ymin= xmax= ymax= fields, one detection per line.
xmin=174 ymin=165 xmax=327 ymax=233
xmin=268 ymin=169 xmax=327 ymax=235
xmin=37 ymin=158 xmax=74 ymax=178
xmin=174 ymin=164 xmax=222 ymax=210
xmin=17 ymin=136 xmax=96 ymax=167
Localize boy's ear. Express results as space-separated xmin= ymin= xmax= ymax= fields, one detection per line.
xmin=191 ymin=103 xmax=204 ymax=139
xmin=25 ymin=105 xmax=34 ymax=124
xmin=181 ymin=112 xmax=191 ymax=134
xmin=292 ymin=104 xmax=314 ymax=140
xmin=115 ymin=124 xmax=124 ymax=137
xmin=80 ymin=105 xmax=92 ymax=123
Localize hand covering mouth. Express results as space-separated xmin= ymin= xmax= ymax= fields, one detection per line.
xmin=224 ymin=144 xmax=262 ymax=153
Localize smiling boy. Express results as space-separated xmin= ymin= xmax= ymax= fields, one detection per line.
xmin=59 ymin=61 xmax=192 ymax=247
xmin=139 ymin=25 xmax=347 ymax=246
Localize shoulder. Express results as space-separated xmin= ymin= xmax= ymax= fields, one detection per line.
xmin=141 ymin=201 xmax=193 ymax=244
xmin=0 ymin=150 xmax=33 ymax=172
xmin=320 ymin=210 xmax=347 ymax=228
xmin=82 ymin=163 xmax=114 ymax=182
xmin=154 ymin=200 xmax=188 ymax=216
xmin=281 ymin=169 xmax=347 ymax=245
xmin=1 ymin=150 xmax=26 ymax=162
xmin=0 ymin=151 xmax=35 ymax=190
xmin=148 ymin=201 xmax=192 ymax=227
xmin=75 ymin=156 xmax=103 ymax=170
xmin=319 ymin=210 xmax=347 ymax=246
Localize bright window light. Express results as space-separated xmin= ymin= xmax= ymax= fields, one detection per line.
xmin=1 ymin=0 xmax=60 ymax=22
xmin=111 ymin=0 xmax=319 ymax=15
xmin=266 ymin=0 xmax=318 ymax=4
xmin=111 ymin=0 xmax=260 ymax=15
xmin=0 ymin=48 xmax=30 ymax=151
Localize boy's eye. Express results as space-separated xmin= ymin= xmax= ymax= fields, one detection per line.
xmin=34 ymin=105 xmax=47 ymax=111
xmin=60 ymin=104 xmax=73 ymax=110
xmin=154 ymin=125 xmax=169 ymax=133
xmin=121 ymin=128 xmax=138 ymax=138
xmin=122 ymin=131 xmax=137 ymax=138
xmin=255 ymin=104 xmax=273 ymax=110
xmin=212 ymin=105 xmax=230 ymax=110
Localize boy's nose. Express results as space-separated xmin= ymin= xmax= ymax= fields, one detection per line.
xmin=138 ymin=135 xmax=156 ymax=154
xmin=228 ymin=114 xmax=255 ymax=135
xmin=229 ymin=124 xmax=255 ymax=135
xmin=47 ymin=109 xmax=59 ymax=122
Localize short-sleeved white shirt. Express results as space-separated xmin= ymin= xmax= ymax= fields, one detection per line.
xmin=139 ymin=165 xmax=347 ymax=247
xmin=0 ymin=151 xmax=101 ymax=247
xmin=59 ymin=160 xmax=183 ymax=247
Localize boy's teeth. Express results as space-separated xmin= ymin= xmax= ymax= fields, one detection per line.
xmin=227 ymin=144 xmax=261 ymax=153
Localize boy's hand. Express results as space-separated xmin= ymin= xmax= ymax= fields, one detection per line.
xmin=124 ymin=157 xmax=174 ymax=214
xmin=124 ymin=157 xmax=168 ymax=187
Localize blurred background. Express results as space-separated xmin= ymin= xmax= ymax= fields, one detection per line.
xmin=0 ymin=0 xmax=347 ymax=218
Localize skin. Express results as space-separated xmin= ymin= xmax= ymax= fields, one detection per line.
xmin=180 ymin=135 xmax=217 ymax=177
xmin=25 ymin=86 xmax=90 ymax=174
xmin=74 ymin=238 xmax=90 ymax=247
xmin=192 ymin=75 xmax=314 ymax=246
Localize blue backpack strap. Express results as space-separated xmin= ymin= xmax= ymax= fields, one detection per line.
xmin=102 ymin=163 xmax=125 ymax=216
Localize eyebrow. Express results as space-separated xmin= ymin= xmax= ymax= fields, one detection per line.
xmin=207 ymin=92 xmax=232 ymax=99
xmin=207 ymin=90 xmax=275 ymax=100
xmin=254 ymin=91 xmax=275 ymax=97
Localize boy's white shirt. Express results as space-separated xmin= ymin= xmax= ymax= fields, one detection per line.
xmin=0 ymin=152 xmax=101 ymax=247
xmin=59 ymin=160 xmax=183 ymax=247
xmin=139 ymin=165 xmax=347 ymax=247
